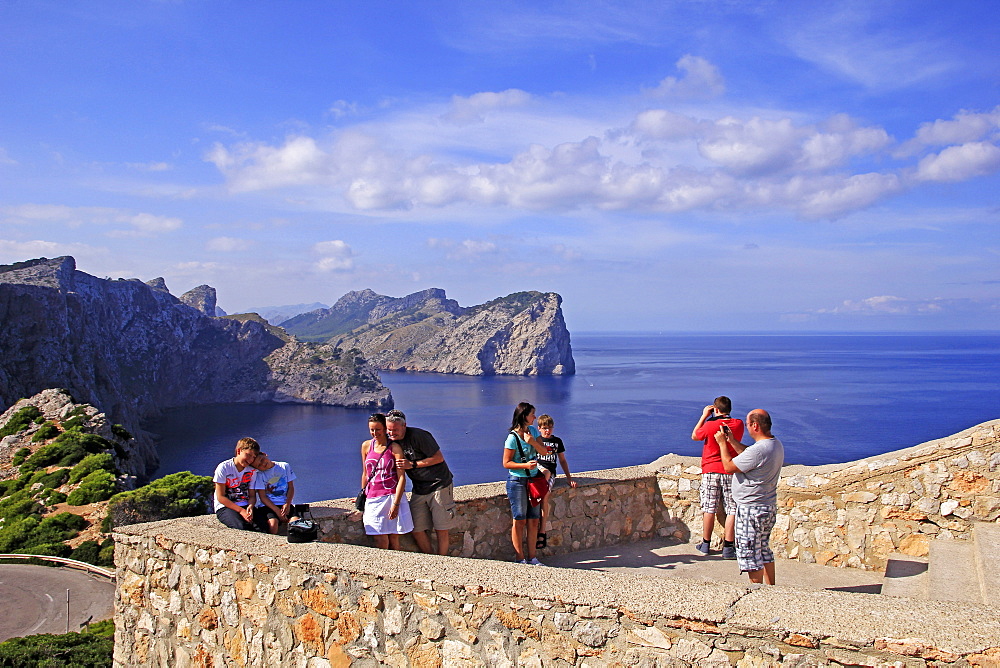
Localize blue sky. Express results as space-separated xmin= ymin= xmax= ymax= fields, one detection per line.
xmin=1 ymin=1 xmax=998 ymax=331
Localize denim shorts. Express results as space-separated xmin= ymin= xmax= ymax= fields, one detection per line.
xmin=506 ymin=475 xmax=541 ymax=520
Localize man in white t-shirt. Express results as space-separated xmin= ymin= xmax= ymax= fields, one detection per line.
xmin=714 ymin=409 xmax=784 ymax=585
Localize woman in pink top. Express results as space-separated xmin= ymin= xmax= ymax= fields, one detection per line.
xmin=360 ymin=413 xmax=413 ymax=549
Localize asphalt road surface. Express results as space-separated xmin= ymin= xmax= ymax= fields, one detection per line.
xmin=0 ymin=564 xmax=115 ymax=642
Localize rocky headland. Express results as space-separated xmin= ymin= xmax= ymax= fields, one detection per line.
xmin=281 ymin=288 xmax=575 ymax=375
xmin=0 ymin=257 xmax=391 ymax=477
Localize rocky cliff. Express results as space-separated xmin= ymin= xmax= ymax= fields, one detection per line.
xmin=0 ymin=257 xmax=391 ymax=476
xmin=281 ymin=289 xmax=575 ymax=375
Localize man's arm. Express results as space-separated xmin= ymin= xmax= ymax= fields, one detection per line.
xmin=691 ymin=405 xmax=714 ymax=440
xmin=714 ymin=430 xmax=746 ymax=474
xmin=398 ymin=449 xmax=444 ymax=471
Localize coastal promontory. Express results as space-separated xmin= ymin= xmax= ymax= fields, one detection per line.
xmin=280 ymin=288 xmax=575 ymax=375
xmin=0 ymin=257 xmax=391 ymax=476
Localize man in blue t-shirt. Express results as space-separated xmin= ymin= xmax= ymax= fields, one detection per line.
xmin=715 ymin=409 xmax=784 ymax=585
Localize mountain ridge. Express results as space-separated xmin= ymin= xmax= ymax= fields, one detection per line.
xmin=281 ymin=287 xmax=575 ymax=376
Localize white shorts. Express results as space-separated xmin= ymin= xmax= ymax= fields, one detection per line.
xmin=363 ymin=494 xmax=414 ymax=536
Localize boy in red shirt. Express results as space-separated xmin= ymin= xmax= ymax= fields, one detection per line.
xmin=691 ymin=396 xmax=745 ymax=558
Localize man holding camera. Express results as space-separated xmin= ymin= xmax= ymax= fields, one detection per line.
xmin=715 ymin=409 xmax=784 ymax=585
xmin=691 ymin=396 xmax=744 ymax=558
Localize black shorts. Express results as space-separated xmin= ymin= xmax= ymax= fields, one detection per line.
xmin=253 ymin=505 xmax=278 ymax=525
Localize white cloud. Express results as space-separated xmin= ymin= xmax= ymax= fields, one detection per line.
xmin=206 ymin=136 xmax=330 ymax=192
xmin=628 ymin=109 xmax=703 ymax=142
xmin=126 ymin=161 xmax=172 ymax=172
xmin=915 ymin=142 xmax=1000 ymax=182
xmin=699 ymin=117 xmax=804 ymax=175
xmin=646 ymin=55 xmax=725 ymax=99
xmin=207 ymin=237 xmax=254 ymax=252
xmin=0 ymin=239 xmax=102 ymax=261
xmin=1 ymin=204 xmax=181 ymax=236
xmin=427 ymin=237 xmax=497 ymax=259
xmin=817 ymin=295 xmax=950 ymax=316
xmin=328 ymin=100 xmax=359 ymax=119
xmin=312 ymin=239 xmax=355 ymax=272
xmin=0 ymin=147 xmax=16 ymax=165
xmin=440 ymin=89 xmax=532 ymax=125
xmin=796 ymin=172 xmax=902 ymax=219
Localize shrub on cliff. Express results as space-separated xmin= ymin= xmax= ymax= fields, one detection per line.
xmin=0 ymin=513 xmax=85 ymax=553
xmin=31 ymin=420 xmax=61 ymax=442
xmin=0 ymin=405 xmax=42 ymax=437
xmin=0 ymin=618 xmax=113 ymax=667
xmin=66 ymin=470 xmax=116 ymax=506
xmin=68 ymin=453 xmax=115 ymax=484
xmin=71 ymin=537 xmax=115 ymax=567
xmin=102 ymin=471 xmax=213 ymax=530
xmin=21 ymin=432 xmax=112 ymax=473
xmin=10 ymin=446 xmax=31 ymax=466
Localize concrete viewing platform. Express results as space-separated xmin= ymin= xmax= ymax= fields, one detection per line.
xmin=545 ymin=538 xmax=885 ymax=594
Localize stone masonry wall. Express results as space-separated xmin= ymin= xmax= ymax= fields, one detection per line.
xmin=114 ymin=516 xmax=1000 ymax=667
xmin=310 ymin=421 xmax=1000 ymax=572
xmin=305 ymin=467 xmax=687 ymax=563
xmin=112 ymin=420 xmax=1000 ymax=666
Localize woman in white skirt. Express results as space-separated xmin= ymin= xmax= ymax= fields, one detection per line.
xmin=360 ymin=413 xmax=413 ymax=549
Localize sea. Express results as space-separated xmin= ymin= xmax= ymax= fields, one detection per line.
xmin=150 ymin=332 xmax=1000 ymax=504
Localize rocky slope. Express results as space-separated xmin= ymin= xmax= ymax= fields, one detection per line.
xmin=0 ymin=257 xmax=391 ymax=476
xmin=282 ymin=288 xmax=575 ymax=375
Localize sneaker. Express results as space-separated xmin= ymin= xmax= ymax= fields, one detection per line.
xmin=695 ymin=540 xmax=711 ymax=555
xmin=527 ymin=557 xmax=544 ymax=566
xmin=721 ymin=545 xmax=737 ymax=560
xmin=516 ymin=559 xmax=527 ymax=564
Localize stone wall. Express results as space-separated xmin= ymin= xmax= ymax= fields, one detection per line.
xmin=307 ymin=420 xmax=1000 ymax=572
xmin=114 ymin=516 xmax=1000 ymax=667
xmin=304 ymin=467 xmax=682 ymax=563
xmin=113 ymin=420 xmax=1000 ymax=666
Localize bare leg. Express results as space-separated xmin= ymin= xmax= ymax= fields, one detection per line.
xmin=511 ymin=519 xmax=526 ymax=561
xmin=526 ymin=518 xmax=539 ymax=560
xmin=747 ymin=563 xmax=776 ymax=585
xmin=702 ymin=512 xmax=716 ymax=543
xmin=388 ymin=534 xmax=400 ymax=550
xmin=724 ymin=513 xmax=736 ymax=543
xmin=373 ymin=534 xmax=389 ymax=549
xmin=435 ymin=529 xmax=450 ymax=556
xmin=412 ymin=530 xmax=433 ymax=554
xmin=268 ymin=518 xmax=280 ymax=535
xmin=540 ymin=494 xmax=549 ymax=534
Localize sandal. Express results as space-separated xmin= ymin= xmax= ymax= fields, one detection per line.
xmin=536 ymin=532 xmax=547 ymax=549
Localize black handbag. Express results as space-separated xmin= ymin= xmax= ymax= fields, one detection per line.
xmin=354 ymin=489 xmax=366 ymax=511
xmin=287 ymin=504 xmax=317 ymax=543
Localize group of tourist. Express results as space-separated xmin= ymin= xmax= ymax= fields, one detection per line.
xmin=212 ymin=396 xmax=783 ymax=585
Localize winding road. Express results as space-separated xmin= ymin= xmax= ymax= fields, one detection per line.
xmin=0 ymin=564 xmax=115 ymax=642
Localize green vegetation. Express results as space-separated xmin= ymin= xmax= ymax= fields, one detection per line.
xmin=0 ymin=513 xmax=86 ymax=555
xmin=110 ymin=424 xmax=132 ymax=441
xmin=31 ymin=421 xmax=61 ymax=442
xmin=0 ymin=618 xmax=113 ymax=667
xmin=103 ymin=471 xmax=213 ymax=530
xmin=21 ymin=432 xmax=113 ymax=473
xmin=70 ymin=537 xmax=115 ymax=567
xmin=66 ymin=470 xmax=116 ymax=506
xmin=11 ymin=447 xmax=31 ymax=466
xmin=68 ymin=454 xmax=115 ymax=485
xmin=59 ymin=406 xmax=90 ymax=432
xmin=0 ymin=406 xmax=42 ymax=437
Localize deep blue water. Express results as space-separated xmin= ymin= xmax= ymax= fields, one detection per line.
xmin=151 ymin=333 xmax=1000 ymax=504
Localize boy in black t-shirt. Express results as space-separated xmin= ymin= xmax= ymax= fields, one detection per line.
xmin=535 ymin=414 xmax=576 ymax=549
